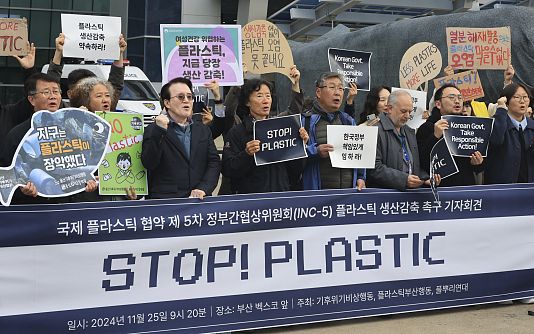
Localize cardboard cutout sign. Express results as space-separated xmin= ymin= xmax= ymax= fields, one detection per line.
xmin=442 ymin=115 xmax=494 ymax=157
xmin=327 ymin=125 xmax=378 ymax=169
xmin=392 ymin=87 xmax=427 ymax=130
xmin=399 ymin=42 xmax=442 ymax=90
xmin=242 ymin=20 xmax=294 ymax=82
xmin=253 ymin=115 xmax=307 ymax=166
xmin=0 ymin=108 xmax=111 ymax=206
xmin=0 ymin=18 xmax=28 ymax=56
xmin=97 ymin=112 xmax=148 ymax=196
xmin=160 ymin=24 xmax=243 ymax=85
xmin=433 ymin=70 xmax=485 ymax=101
xmin=61 ymin=14 xmax=121 ymax=60
xmin=328 ymin=48 xmax=372 ymax=91
xmin=446 ymin=27 xmax=511 ymax=70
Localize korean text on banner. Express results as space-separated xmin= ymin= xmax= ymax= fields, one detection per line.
xmin=1 ymin=185 xmax=534 ymax=333
xmin=446 ymin=27 xmax=511 ymax=70
xmin=160 ymin=24 xmax=243 ymax=86
xmin=61 ymin=14 xmax=121 ymax=60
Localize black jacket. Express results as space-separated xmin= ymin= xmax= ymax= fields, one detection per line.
xmin=222 ymin=114 xmax=303 ymax=194
xmin=141 ymin=121 xmax=220 ymax=199
xmin=416 ymin=108 xmax=483 ymax=186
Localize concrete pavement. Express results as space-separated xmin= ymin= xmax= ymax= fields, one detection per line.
xmin=251 ymin=303 xmax=534 ymax=334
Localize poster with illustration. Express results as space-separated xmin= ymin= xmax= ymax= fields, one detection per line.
xmin=96 ymin=112 xmax=147 ymax=196
xmin=0 ymin=108 xmax=111 ymax=206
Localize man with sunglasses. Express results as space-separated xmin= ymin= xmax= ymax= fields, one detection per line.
xmin=416 ymin=84 xmax=484 ymax=186
xmin=141 ymin=77 xmax=220 ymax=199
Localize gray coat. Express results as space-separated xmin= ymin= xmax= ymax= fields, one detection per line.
xmin=368 ymin=113 xmax=429 ymax=191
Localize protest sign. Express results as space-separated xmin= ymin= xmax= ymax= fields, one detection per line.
xmin=399 ymin=42 xmax=442 ymax=90
xmin=0 ymin=108 xmax=111 ymax=206
xmin=253 ymin=115 xmax=307 ymax=166
xmin=392 ymin=87 xmax=427 ymax=129
xmin=242 ymin=20 xmax=294 ymax=83
xmin=161 ymin=24 xmax=243 ymax=86
xmin=442 ymin=115 xmax=494 ymax=157
xmin=96 ymin=112 xmax=147 ymax=196
xmin=430 ymin=138 xmax=459 ymax=180
xmin=446 ymin=27 xmax=511 ymax=70
xmin=327 ymin=125 xmax=378 ymax=169
xmin=61 ymin=14 xmax=121 ymax=60
xmin=433 ymin=70 xmax=484 ymax=101
xmin=328 ymin=48 xmax=372 ymax=91
xmin=1 ymin=184 xmax=534 ymax=333
xmin=0 ymin=18 xmax=28 ymax=56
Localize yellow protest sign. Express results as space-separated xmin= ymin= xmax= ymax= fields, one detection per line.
xmin=399 ymin=42 xmax=442 ymax=90
xmin=0 ymin=18 xmax=28 ymax=56
xmin=242 ymin=20 xmax=294 ymax=82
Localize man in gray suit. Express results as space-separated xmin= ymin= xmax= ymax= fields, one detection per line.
xmin=368 ymin=90 xmax=440 ymax=190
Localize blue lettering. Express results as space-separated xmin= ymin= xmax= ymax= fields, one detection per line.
xmin=102 ymin=254 xmax=135 ymax=291
xmin=141 ymin=251 xmax=170 ymax=288
xmin=207 ymin=246 xmax=237 ymax=283
xmin=424 ymin=232 xmax=445 ymax=265
xmin=297 ymin=240 xmax=321 ymax=275
xmin=385 ymin=233 xmax=409 ymax=267
xmin=355 ymin=235 xmax=382 ymax=270
xmin=325 ymin=237 xmax=351 ymax=273
xmin=265 ymin=241 xmax=292 ymax=278
xmin=173 ymin=249 xmax=203 ymax=285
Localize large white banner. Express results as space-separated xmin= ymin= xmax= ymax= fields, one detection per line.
xmin=1 ymin=184 xmax=534 ymax=333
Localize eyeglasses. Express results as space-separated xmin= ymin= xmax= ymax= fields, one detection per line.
xmin=32 ymin=89 xmax=61 ymax=97
xmin=442 ymin=94 xmax=464 ymax=102
xmin=441 ymin=94 xmax=464 ymax=101
xmin=319 ymin=85 xmax=344 ymax=92
xmin=512 ymin=95 xmax=530 ymax=102
xmin=170 ymin=93 xmax=194 ymax=102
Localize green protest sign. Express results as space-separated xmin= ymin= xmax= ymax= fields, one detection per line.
xmin=96 ymin=112 xmax=147 ymax=196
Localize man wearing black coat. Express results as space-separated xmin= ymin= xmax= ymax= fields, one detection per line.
xmin=141 ymin=77 xmax=220 ymax=199
xmin=416 ymin=84 xmax=483 ymax=186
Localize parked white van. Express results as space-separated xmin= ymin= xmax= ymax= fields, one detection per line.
xmin=42 ymin=63 xmax=161 ymax=126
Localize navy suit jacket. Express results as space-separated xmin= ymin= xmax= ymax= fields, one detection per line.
xmin=141 ymin=121 xmax=221 ymax=198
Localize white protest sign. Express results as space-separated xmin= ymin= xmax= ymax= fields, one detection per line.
xmin=392 ymin=87 xmax=427 ymax=129
xmin=327 ymin=125 xmax=378 ymax=169
xmin=61 ymin=14 xmax=121 ymax=60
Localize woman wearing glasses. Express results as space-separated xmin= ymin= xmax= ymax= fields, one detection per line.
xmin=485 ymin=82 xmax=534 ymax=184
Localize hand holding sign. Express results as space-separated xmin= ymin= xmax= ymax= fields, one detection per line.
xmin=61 ymin=14 xmax=121 ymax=60
xmin=242 ymin=20 xmax=295 ymax=83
